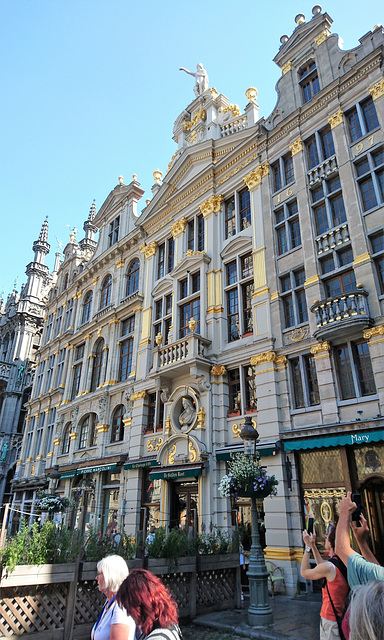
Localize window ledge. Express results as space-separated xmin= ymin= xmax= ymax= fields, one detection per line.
xmin=337 ymin=395 xmax=379 ymax=407
xmin=349 ymin=126 xmax=381 ymax=148
xmin=290 ymin=406 xmax=322 ymax=415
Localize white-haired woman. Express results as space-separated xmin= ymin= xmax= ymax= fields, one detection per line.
xmin=349 ymin=580 xmax=384 ymax=640
xmin=91 ymin=555 xmax=136 ymax=640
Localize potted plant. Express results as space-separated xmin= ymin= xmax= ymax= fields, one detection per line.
xmin=35 ymin=492 xmax=71 ymax=514
xmin=227 ymin=408 xmax=241 ymax=418
xmin=218 ymin=453 xmax=278 ymax=499
xmin=245 ymin=405 xmax=257 ymax=414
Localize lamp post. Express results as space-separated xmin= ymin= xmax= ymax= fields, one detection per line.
xmin=48 ymin=465 xmax=62 ymax=491
xmin=240 ymin=415 xmax=273 ymax=627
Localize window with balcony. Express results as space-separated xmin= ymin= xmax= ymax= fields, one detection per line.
xmin=126 ymin=258 xmax=140 ymax=296
xmin=370 ymin=229 xmax=384 ymax=295
xmin=157 ymin=237 xmax=175 ymax=279
xmin=305 ymin=126 xmax=335 ymax=170
xmin=271 ymin=152 xmax=294 ymax=193
xmin=79 ymin=413 xmax=98 ymax=449
xmin=145 ymin=392 xmax=164 ymax=433
xmin=227 ymin=365 xmax=257 ymax=416
xmin=320 ymin=246 xmax=356 ymax=297
xmin=225 ymin=253 xmax=254 ymax=341
xmin=108 ymin=216 xmax=120 ymax=248
xmin=110 ymin=404 xmax=126 ymax=443
xmin=354 ymin=147 xmax=384 ymax=212
xmin=153 ymin=294 xmax=172 ymax=346
xmin=119 ymin=316 xmax=134 ymax=381
xmin=71 ymin=343 xmax=84 ymax=400
xmin=187 ymin=214 xmax=205 ymax=252
xmin=90 ymin=339 xmax=105 ymax=392
xmin=62 ymin=422 xmax=71 ymax=455
xmin=311 ymin=174 xmax=347 ymax=236
xmin=290 ymin=354 xmax=320 ymax=409
xmin=82 ymin=291 xmax=93 ymax=324
xmin=224 ymin=188 xmax=251 ymax=239
xmin=274 ymin=199 xmax=301 ymax=255
xmin=178 ymin=271 xmax=201 ymax=338
xmin=100 ymin=275 xmax=112 ymax=309
xmin=335 ymin=340 xmax=376 ymax=400
xmin=299 ymin=61 xmax=320 ymax=104
xmin=346 ymin=96 xmax=379 ymax=143
xmin=280 ymin=268 xmax=308 ymax=329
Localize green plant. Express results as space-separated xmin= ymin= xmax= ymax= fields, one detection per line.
xmin=84 ymin=526 xmax=136 ymax=563
xmin=218 ymin=453 xmax=279 ymax=499
xmin=146 ymin=526 xmax=166 ymax=558
xmin=197 ymin=525 xmax=231 ymax=555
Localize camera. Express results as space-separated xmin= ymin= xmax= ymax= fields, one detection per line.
xmin=307 ymin=517 xmax=314 ymax=535
xmin=351 ymin=493 xmax=363 ymax=526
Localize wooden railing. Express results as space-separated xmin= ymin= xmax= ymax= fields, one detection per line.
xmin=0 ymin=554 xmax=241 ymax=639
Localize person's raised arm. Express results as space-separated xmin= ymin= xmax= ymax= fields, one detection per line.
xmin=351 ymin=514 xmax=380 ymax=565
xmin=301 ymin=531 xmax=335 ymax=581
xmin=335 ymin=491 xmax=357 ymax=565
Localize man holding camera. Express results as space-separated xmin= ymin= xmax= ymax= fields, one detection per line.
xmin=335 ymin=491 xmax=384 ymax=587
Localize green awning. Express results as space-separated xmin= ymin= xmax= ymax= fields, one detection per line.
xmin=124 ymin=455 xmax=158 ymax=470
xmin=60 ymin=470 xmax=76 ymax=479
xmin=216 ymin=442 xmax=278 ymax=461
xmin=150 ymin=464 xmax=203 ymax=480
xmin=77 ymin=463 xmax=117 ymax=475
xmin=283 ymin=429 xmax=384 ymax=452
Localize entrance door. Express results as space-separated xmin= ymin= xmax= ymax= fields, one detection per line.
xmin=362 ymin=478 xmax=384 ymax=565
xmin=170 ymin=481 xmax=198 ymax=533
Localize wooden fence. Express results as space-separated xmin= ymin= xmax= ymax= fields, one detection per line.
xmin=0 ymin=554 xmax=241 ymax=639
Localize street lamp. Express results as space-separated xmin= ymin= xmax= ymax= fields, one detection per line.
xmin=240 ymin=415 xmax=273 ymax=627
xmin=48 ymin=465 xmax=62 ymax=491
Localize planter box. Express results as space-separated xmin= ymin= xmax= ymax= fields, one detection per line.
xmin=197 ymin=553 xmax=240 ymax=571
xmin=227 ymin=412 xmax=241 ymax=418
xmin=147 ymin=556 xmax=196 ymax=574
xmin=0 ymin=562 xmax=76 ymax=587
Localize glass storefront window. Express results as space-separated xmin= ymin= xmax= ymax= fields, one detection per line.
xmin=300 ymin=449 xmax=344 ymax=484
xmin=354 ymin=444 xmax=384 ymax=481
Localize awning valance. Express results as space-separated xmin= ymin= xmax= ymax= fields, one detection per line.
xmin=77 ymin=463 xmax=117 ymax=475
xmin=150 ymin=463 xmax=203 ymax=480
xmin=124 ymin=455 xmax=158 ymax=470
xmin=283 ymin=428 xmax=384 ymax=452
xmin=216 ymin=441 xmax=278 ymax=461
xmin=60 ymin=470 xmax=76 ymax=479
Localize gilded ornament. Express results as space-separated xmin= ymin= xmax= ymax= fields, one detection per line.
xmin=289 ymin=137 xmax=303 ymax=156
xmin=153 ymin=169 xmax=163 ymax=183
xmin=53 ymin=438 xmax=61 ymax=446
xmin=147 ymin=439 xmax=154 ymax=452
xmin=196 ymin=406 xmax=206 ymax=429
xmin=168 ymin=443 xmax=176 ymax=465
xmin=275 ymin=355 xmax=287 ymax=366
xmin=363 ymin=324 xmax=384 ymax=340
xmin=232 ymin=423 xmax=241 ymax=439
xmin=165 ymin=416 xmax=171 ymax=435
xmin=186 ymin=249 xmax=206 ymax=256
xmin=189 ymin=441 xmax=197 ymax=462
xmin=311 ymin=341 xmax=331 ymax=355
xmin=199 ymin=194 xmax=224 ymax=217
xmin=243 ymin=162 xmax=269 ymax=190
xmin=369 ymin=78 xmax=384 ymax=101
xmin=245 ymin=87 xmax=258 ymax=103
xmin=220 ymin=104 xmax=241 ymax=118
xmin=188 ymin=317 xmax=197 ymax=332
xmin=155 ymin=437 xmax=163 ymax=451
xmin=314 ymin=29 xmax=329 ymax=46
xmin=281 ymin=61 xmax=292 ymax=75
xmin=328 ymin=109 xmax=344 ymax=129
xmin=130 ymin=390 xmax=147 ymax=402
xmin=290 ymin=327 xmax=307 ymax=342
xmin=250 ymin=351 xmax=277 ymax=365
xmin=170 ymin=216 xmax=187 ymax=238
xmin=155 ymin=332 xmax=163 ymax=347
xmin=123 ymin=417 xmax=132 ymax=427
xmin=182 ymin=107 xmax=206 ymax=131
xmin=211 ymin=364 xmax=227 ymax=376
xmin=116 ymin=258 xmax=125 ymax=268
xmin=92 ymin=277 xmax=98 ymax=286
xmin=140 ymin=241 xmax=158 ymax=258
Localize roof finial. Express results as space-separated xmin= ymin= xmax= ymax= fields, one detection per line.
xmin=88 ymin=199 xmax=96 ymax=221
xmin=38 ymin=216 xmax=49 ymax=243
xmin=118 ymin=175 xmax=124 ymax=185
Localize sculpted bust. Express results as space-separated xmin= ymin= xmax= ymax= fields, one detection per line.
xmin=179 ymin=396 xmax=196 ymax=429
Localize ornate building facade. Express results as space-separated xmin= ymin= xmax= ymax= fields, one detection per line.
xmin=11 ymin=8 xmax=384 ymax=590
xmin=0 ymin=220 xmax=55 ymax=514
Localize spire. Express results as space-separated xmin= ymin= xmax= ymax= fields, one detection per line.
xmin=32 ymin=216 xmax=50 ymax=264
xmin=79 ymin=200 xmax=98 ymax=255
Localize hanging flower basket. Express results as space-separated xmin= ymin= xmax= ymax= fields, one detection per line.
xmin=35 ymin=493 xmax=71 ymax=514
xmin=218 ymin=453 xmax=278 ymax=500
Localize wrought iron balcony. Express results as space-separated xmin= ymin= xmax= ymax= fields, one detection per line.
xmin=311 ymin=288 xmax=372 ymax=340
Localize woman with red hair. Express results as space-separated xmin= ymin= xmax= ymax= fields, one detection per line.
xmin=117 ymin=569 xmax=182 ymax=640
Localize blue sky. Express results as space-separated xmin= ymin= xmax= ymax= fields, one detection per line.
xmin=0 ymin=0 xmax=382 ymax=299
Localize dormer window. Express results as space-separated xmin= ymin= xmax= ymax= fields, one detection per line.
xmin=108 ymin=216 xmax=120 ymax=248
xmin=299 ymin=61 xmax=320 ymax=104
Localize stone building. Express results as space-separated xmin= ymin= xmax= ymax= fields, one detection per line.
xmin=11 ymin=7 xmax=384 ymax=591
xmin=0 ymin=219 xmax=55 ymax=515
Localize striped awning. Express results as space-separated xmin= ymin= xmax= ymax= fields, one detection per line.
xmin=150 ymin=463 xmax=203 ymax=480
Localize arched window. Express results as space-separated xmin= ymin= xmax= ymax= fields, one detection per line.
xmin=82 ymin=291 xmax=93 ymax=324
xmin=62 ymin=422 xmax=71 ymax=454
xmin=90 ymin=339 xmax=104 ymax=392
xmin=126 ymin=259 xmax=140 ymax=296
xmin=79 ymin=413 xmax=98 ymax=449
xmin=100 ymin=275 xmax=112 ymax=309
xmin=110 ymin=405 xmax=126 ymax=443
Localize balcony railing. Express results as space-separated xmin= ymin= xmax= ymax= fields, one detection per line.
xmin=308 ymin=155 xmax=338 ymax=185
xmin=0 ymin=361 xmax=13 ymax=383
xmin=311 ymin=289 xmax=372 ymax=340
xmin=152 ymin=333 xmax=211 ymax=372
xmin=220 ymin=116 xmax=247 ymax=137
xmin=316 ymin=223 xmax=350 ymax=254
